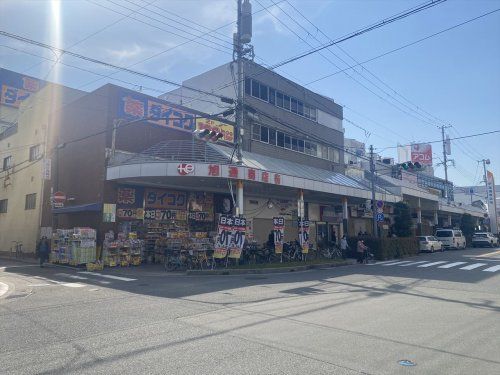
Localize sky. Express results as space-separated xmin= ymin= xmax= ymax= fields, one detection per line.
xmin=0 ymin=0 xmax=499 ymax=188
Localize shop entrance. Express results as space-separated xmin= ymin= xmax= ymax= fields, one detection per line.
xmin=317 ymin=222 xmax=340 ymax=247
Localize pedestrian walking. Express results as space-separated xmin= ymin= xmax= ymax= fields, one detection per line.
xmin=356 ymin=239 xmax=368 ymax=264
xmin=340 ymin=235 xmax=349 ymax=259
xmin=36 ymin=236 xmax=51 ymax=268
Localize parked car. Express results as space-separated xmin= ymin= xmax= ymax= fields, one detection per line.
xmin=472 ymin=232 xmax=499 ymax=248
xmin=417 ymin=236 xmax=443 ymax=252
xmin=435 ymin=229 xmax=467 ymax=250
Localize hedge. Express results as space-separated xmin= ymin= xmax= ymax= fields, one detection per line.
xmin=347 ymin=237 xmax=419 ymax=260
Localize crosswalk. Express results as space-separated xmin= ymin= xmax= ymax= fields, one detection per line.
xmin=28 ymin=271 xmax=137 ymax=288
xmin=368 ymin=259 xmax=500 ymax=273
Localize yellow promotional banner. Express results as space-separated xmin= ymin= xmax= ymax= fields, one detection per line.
xmin=196 ymin=118 xmax=234 ymax=143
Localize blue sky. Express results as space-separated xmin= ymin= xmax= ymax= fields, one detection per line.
xmin=1 ymin=0 xmax=499 ymax=187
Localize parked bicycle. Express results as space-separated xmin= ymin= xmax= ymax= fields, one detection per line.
xmin=11 ymin=241 xmax=23 ymax=259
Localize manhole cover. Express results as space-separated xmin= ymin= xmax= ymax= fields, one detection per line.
xmin=398 ymin=360 xmax=416 ymax=367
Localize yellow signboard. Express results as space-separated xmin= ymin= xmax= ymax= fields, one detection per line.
xmin=196 ymin=118 xmax=234 ymax=143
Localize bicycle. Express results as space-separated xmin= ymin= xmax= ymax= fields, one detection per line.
xmin=11 ymin=241 xmax=23 ymax=259
xmin=363 ymin=248 xmax=375 ymax=264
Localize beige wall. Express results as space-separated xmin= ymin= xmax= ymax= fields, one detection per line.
xmin=0 ymin=86 xmax=83 ymax=253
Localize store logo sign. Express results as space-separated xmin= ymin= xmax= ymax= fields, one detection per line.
xmin=177 ymin=163 xmax=194 ymax=175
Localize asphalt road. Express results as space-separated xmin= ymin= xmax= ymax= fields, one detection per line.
xmin=1 ymin=247 xmax=500 ymax=375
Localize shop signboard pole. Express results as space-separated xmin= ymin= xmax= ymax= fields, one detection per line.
xmin=273 ymin=216 xmax=285 ymax=263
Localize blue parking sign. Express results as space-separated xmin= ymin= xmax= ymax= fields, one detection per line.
xmin=376 ymin=213 xmax=385 ymax=222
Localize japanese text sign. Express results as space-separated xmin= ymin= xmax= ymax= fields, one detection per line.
xmin=273 ymin=216 xmax=285 ymax=254
xmin=144 ymin=188 xmax=187 ymax=210
xmin=196 ymin=118 xmax=234 ymax=143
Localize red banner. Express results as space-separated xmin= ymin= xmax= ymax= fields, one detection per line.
xmin=411 ymin=143 xmax=432 ymax=166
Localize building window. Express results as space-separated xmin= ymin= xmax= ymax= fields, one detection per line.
xmin=291 ymin=98 xmax=297 ymax=114
xmin=297 ymin=101 xmax=304 ymax=116
xmin=276 ymin=92 xmax=283 ymax=108
xmin=25 ymin=193 xmax=37 ymax=210
xmin=277 ymin=132 xmax=284 ymax=147
xmin=260 ymin=126 xmax=269 ymax=143
xmin=29 ymin=144 xmax=41 ymax=161
xmin=329 ymin=147 xmax=340 ymax=163
xmin=291 ymin=138 xmax=298 ymax=151
xmin=268 ymin=128 xmax=276 ymax=145
xmin=310 ymin=107 xmax=317 ymax=121
xmin=259 ymin=83 xmax=268 ymax=101
xmin=283 ymin=95 xmax=291 ymax=111
xmin=252 ymin=124 xmax=261 ymax=141
xmin=251 ymin=80 xmax=259 ymax=98
xmin=0 ymin=199 xmax=7 ymax=213
xmin=284 ymin=135 xmax=291 ymax=149
xmin=297 ymin=139 xmax=304 ymax=153
xmin=3 ymin=156 xmax=12 ymax=171
xmin=269 ymin=88 xmax=275 ymax=105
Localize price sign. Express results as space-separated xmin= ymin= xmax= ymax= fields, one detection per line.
xmin=273 ymin=216 xmax=285 ymax=254
xmin=298 ymin=219 xmax=310 ymax=254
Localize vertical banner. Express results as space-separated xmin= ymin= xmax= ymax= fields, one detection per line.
xmin=273 ymin=216 xmax=285 ymax=254
xmin=486 ymin=171 xmax=498 ymax=234
xmin=214 ymin=215 xmax=232 ymax=258
xmin=298 ymin=219 xmax=310 ymax=254
xmin=229 ymin=216 xmax=246 ymax=259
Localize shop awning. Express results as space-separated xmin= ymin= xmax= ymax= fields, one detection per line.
xmin=52 ymin=202 xmax=102 ymax=214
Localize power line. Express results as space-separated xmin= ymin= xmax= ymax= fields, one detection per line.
xmin=268 ymin=0 xmax=446 ymax=71
xmin=307 ymin=7 xmax=500 ymax=85
xmin=0 ymin=30 xmax=232 ymax=101
xmin=378 ymin=129 xmax=500 ymax=149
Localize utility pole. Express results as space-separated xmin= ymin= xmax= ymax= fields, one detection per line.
xmin=235 ymin=0 xmax=244 ymax=164
xmin=441 ymin=125 xmax=452 ymax=203
xmin=369 ymin=145 xmax=378 ymax=237
xmin=481 ymin=159 xmax=490 ymax=186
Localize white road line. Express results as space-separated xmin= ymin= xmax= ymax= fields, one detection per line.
xmin=399 ymin=261 xmax=429 ymax=267
xmin=0 ymin=282 xmax=8 ymax=297
xmin=381 ymin=261 xmax=413 ymax=266
xmin=460 ymin=263 xmax=488 ymax=270
xmin=54 ymin=273 xmax=88 ymax=280
xmin=438 ymin=262 xmax=467 ymax=269
xmin=367 ymin=260 xmax=398 ymax=266
xmin=78 ymin=271 xmax=137 ymax=282
xmin=418 ymin=261 xmax=447 ymax=268
xmin=483 ymin=264 xmax=500 ymax=273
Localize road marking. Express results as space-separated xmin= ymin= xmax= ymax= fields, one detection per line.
xmin=0 ymin=282 xmax=8 ymax=297
xmin=417 ymin=261 xmax=447 ymax=268
xmin=399 ymin=261 xmax=429 ymax=267
xmin=460 ymin=263 xmax=488 ymax=270
xmin=0 ymin=265 xmax=40 ymax=271
xmin=477 ymin=249 xmax=500 ymax=257
xmin=381 ymin=261 xmax=413 ymax=266
xmin=60 ymin=283 xmax=86 ymax=288
xmin=438 ymin=262 xmax=467 ymax=269
xmin=482 ymin=264 xmax=500 ymax=273
xmin=367 ymin=260 xmax=398 ymax=266
xmin=78 ymin=271 xmax=137 ymax=282
xmin=28 ymin=283 xmax=52 ymax=287
xmin=54 ymin=273 xmax=88 ymax=280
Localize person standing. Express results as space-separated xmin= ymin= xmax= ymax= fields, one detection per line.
xmin=36 ymin=236 xmax=51 ymax=267
xmin=356 ymin=239 xmax=368 ymax=264
xmin=340 ymin=235 xmax=349 ymax=259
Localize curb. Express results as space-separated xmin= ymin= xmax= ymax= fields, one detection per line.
xmin=185 ymin=260 xmax=355 ymax=276
xmin=0 ymin=256 xmax=37 ymax=265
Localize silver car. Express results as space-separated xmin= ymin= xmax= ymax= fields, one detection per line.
xmin=417 ymin=236 xmax=443 ymax=253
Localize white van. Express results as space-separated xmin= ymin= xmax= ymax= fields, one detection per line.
xmin=435 ymin=229 xmax=467 ymax=250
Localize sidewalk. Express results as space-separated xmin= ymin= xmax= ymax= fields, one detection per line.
xmin=0 ymin=254 xmax=356 ymax=277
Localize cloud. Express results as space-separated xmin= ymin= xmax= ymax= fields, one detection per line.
xmin=106 ymin=43 xmax=143 ymax=63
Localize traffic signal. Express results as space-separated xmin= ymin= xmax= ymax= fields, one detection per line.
xmin=399 ymin=161 xmax=423 ymax=171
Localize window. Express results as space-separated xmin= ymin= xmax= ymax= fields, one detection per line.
xmin=251 ymin=80 xmax=259 ymax=98
xmin=284 ymin=135 xmax=291 ymax=149
xmin=260 ymin=126 xmax=269 ymax=143
xmin=252 ymin=124 xmax=261 ymax=140
xmin=268 ymin=128 xmax=276 ymax=145
xmin=25 ymin=193 xmax=36 ymax=210
xmin=269 ymin=88 xmax=275 ymax=105
xmin=29 ymin=144 xmax=41 ymax=161
xmin=297 ymin=139 xmax=304 ymax=153
xmin=277 ymin=132 xmax=285 ymax=147
xmin=329 ymin=147 xmax=340 ymax=163
xmin=304 ymin=141 xmax=311 ymax=155
xmin=310 ymin=143 xmax=317 ymax=157
xmin=245 ymin=78 xmax=251 ymax=95
xmin=291 ymin=98 xmax=298 ymax=113
xmin=291 ymin=138 xmax=298 ymax=151
xmin=276 ymin=92 xmax=283 ymax=107
xmin=297 ymin=101 xmax=304 ymax=116
xmin=259 ymin=83 xmax=268 ymax=101
xmin=0 ymin=199 xmax=7 ymax=213
xmin=310 ymin=107 xmax=317 ymax=121
xmin=304 ymin=105 xmax=310 ymax=119
xmin=3 ymin=156 xmax=12 ymax=171
xmin=283 ymin=95 xmax=291 ymax=110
